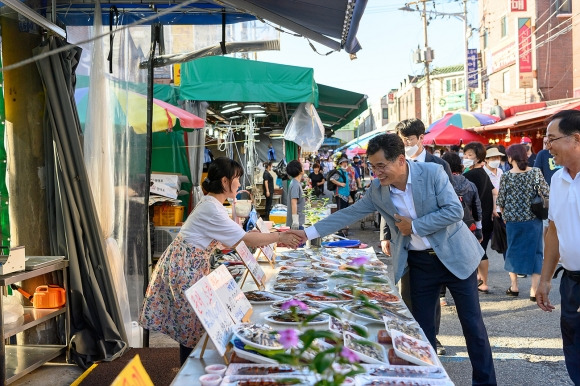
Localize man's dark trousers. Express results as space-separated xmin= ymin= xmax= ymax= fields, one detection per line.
xmin=407 ymin=249 xmax=496 ymax=385
xmin=560 ymin=272 xmax=580 ymax=384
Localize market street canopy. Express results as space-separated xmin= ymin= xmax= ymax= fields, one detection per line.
xmin=54 ymin=0 xmax=368 ymax=54
xmin=179 ymin=56 xmax=367 ymax=132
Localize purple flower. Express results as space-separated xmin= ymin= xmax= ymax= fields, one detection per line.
xmin=279 ymin=329 xmax=300 ymax=349
xmin=281 ymin=299 xmax=309 ymax=312
xmin=350 ymin=256 xmax=370 ymax=267
xmin=340 ymin=346 xmax=360 ymax=363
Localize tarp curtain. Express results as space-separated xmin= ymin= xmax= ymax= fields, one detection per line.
xmin=35 ymin=36 xmax=127 ymax=368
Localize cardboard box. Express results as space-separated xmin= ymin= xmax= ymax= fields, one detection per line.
xmin=150 ymin=182 xmax=179 ymax=199
xmin=151 ymin=173 xmax=190 ymax=190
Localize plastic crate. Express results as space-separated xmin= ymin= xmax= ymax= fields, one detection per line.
xmin=153 ymin=205 xmax=184 ymax=226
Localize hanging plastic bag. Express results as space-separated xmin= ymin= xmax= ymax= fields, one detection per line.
xmin=3 ymin=296 xmax=24 ymax=325
xmin=283 ymin=103 xmax=325 ymax=152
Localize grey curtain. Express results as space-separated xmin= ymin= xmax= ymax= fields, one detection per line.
xmin=35 ymin=36 xmax=127 ymax=369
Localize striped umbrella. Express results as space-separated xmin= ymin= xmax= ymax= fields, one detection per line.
xmin=427 ymin=111 xmax=500 ymax=133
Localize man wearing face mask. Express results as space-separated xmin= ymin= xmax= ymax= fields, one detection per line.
xmin=379 ymin=118 xmax=452 ymax=356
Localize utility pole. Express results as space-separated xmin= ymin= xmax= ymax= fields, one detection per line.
xmin=421 ymin=0 xmax=433 ymax=125
xmin=463 ymin=0 xmax=469 ymax=111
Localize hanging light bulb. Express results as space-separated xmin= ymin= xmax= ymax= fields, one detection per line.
xmin=241 ymin=104 xmax=265 ymax=114
xmin=221 ymin=103 xmax=241 ymax=114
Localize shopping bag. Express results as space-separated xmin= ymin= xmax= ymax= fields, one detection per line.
xmin=491 ymin=216 xmax=507 ymax=254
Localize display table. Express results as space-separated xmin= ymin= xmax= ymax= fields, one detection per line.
xmin=171 ymin=248 xmax=446 ymax=385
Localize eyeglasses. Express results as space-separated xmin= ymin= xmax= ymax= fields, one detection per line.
xmin=367 ymin=162 xmax=389 ymax=173
xmin=545 ymin=135 xmax=572 ymax=147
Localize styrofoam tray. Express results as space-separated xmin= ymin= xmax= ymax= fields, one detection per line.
xmin=232 ymin=324 xmax=283 ymax=351
xmin=343 ymin=332 xmax=388 ymax=365
xmin=354 ymin=375 xmax=453 ymax=386
xmin=390 ymin=330 xmax=437 ymax=367
xmin=232 ymin=346 xmax=279 ymax=365
xmin=224 ymin=363 xmax=306 ymax=376
xmin=263 ymin=311 xmax=329 ymax=326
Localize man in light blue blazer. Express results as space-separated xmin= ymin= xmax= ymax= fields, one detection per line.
xmin=298 ymin=134 xmax=496 ymax=385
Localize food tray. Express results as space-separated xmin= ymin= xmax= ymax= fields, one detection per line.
xmin=329 ymin=316 xmax=368 ymax=337
xmin=244 ymin=291 xmax=291 ymax=305
xmin=342 ymin=304 xmax=413 ymax=324
xmin=225 ymin=363 xmax=306 ymax=376
xmin=297 ymin=291 xmax=352 ymax=303
xmin=343 ymin=332 xmax=388 ymax=365
xmin=232 ymin=346 xmax=279 ymax=365
xmin=221 ymin=375 xmax=315 ymax=385
xmin=354 ymin=375 xmax=453 ymax=386
xmin=382 ymin=316 xmax=425 ymax=341
xmin=270 ymin=298 xmax=329 ymax=311
xmin=271 ymin=283 xmax=329 ymax=294
xmin=361 ymin=364 xmax=448 ymax=380
xmin=390 ymin=330 xmax=437 ymax=367
xmin=263 ymin=311 xmax=329 ymax=326
xmin=232 ymin=324 xmax=283 ymax=351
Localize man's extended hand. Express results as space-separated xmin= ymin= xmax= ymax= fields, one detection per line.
xmin=394 ymin=214 xmax=413 ymax=236
xmin=380 ymin=240 xmax=391 ymax=256
xmin=536 ymin=280 xmax=556 ymax=312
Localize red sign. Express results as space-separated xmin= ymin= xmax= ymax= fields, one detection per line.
xmin=518 ymin=18 xmax=533 ymax=88
xmin=510 ymin=0 xmax=526 ymax=11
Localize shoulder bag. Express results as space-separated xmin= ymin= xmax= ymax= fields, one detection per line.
xmin=530 ymin=169 xmax=548 ymax=220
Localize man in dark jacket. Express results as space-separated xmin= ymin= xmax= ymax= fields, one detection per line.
xmin=380 ymin=118 xmax=453 ymax=355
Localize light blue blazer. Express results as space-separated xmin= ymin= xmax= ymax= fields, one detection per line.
xmin=312 ymin=161 xmax=484 ymax=283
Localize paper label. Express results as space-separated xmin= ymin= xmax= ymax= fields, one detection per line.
xmin=207 ymin=265 xmax=252 ymax=323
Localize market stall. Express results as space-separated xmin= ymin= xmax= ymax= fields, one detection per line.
xmin=171 ymin=244 xmax=452 ymax=385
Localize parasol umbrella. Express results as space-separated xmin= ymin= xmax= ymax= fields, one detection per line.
xmin=423 ymin=124 xmax=487 ymax=146
xmin=427 ymin=111 xmax=500 ymax=133
xmin=345 ymin=146 xmax=367 ymax=158
xmin=75 ymin=87 xmax=205 ymax=133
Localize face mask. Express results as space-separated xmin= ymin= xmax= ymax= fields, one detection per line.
xmin=458 ymin=151 xmax=464 ymax=158
xmin=405 ymin=145 xmax=419 ymax=158
xmin=488 ymin=160 xmax=501 ymax=169
xmin=433 ymin=152 xmax=441 ymax=157
xmin=462 ymin=159 xmax=474 ymax=167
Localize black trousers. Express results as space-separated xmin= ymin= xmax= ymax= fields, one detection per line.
xmin=561 ymin=271 xmax=580 ymax=384
xmin=264 ymin=194 xmax=273 ymax=220
xmin=407 ymin=250 xmax=496 ymax=385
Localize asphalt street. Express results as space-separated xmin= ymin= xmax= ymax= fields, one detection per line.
xmin=345 ymin=219 xmax=572 ymax=386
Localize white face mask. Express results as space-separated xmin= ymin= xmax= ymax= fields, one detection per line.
xmin=405 ymin=145 xmax=419 ymax=158
xmin=462 ymin=159 xmax=474 ymax=167
xmin=433 ymin=152 xmax=441 ymax=157
xmin=458 ymin=151 xmax=464 ymax=158
xmin=488 ymin=160 xmax=501 ymax=169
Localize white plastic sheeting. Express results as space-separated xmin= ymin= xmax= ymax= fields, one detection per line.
xmin=283 ymin=103 xmax=325 ymax=153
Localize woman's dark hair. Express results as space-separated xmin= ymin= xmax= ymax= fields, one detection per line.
xmin=202 ymin=157 xmax=244 ymax=194
xmin=313 ymin=163 xmax=321 ymax=169
xmin=367 ymin=134 xmax=405 ymax=162
xmin=263 ymin=161 xmax=273 ymax=168
xmin=286 ymin=160 xmax=303 ymax=178
xmin=396 ymin=118 xmax=426 ymax=137
xmin=441 ymin=151 xmax=463 ymax=174
xmin=506 ymin=144 xmax=528 ymax=171
xmin=497 ymin=144 xmax=508 ymax=162
xmin=463 ymin=142 xmax=486 ymax=163
xmin=548 ymin=109 xmax=580 ymax=135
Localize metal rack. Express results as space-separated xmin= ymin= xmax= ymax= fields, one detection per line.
xmin=0 ymin=260 xmax=69 ymax=384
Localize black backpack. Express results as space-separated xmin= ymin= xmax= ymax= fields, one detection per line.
xmin=326 ymin=169 xmax=345 ymax=191
xmin=459 ymin=195 xmax=476 ymax=232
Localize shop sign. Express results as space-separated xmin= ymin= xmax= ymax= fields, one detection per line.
xmin=510 ymin=0 xmax=526 ymax=11
xmin=487 ymin=43 xmax=516 ymax=75
xmin=518 ymin=18 xmax=534 ymax=88
xmin=467 ymin=49 xmax=479 ymax=88
xmin=322 ymin=137 xmax=342 ymax=146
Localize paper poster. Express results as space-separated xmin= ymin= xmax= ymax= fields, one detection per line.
xmin=207 ymin=265 xmax=252 ymax=323
xmin=236 ymin=241 xmax=267 ymax=287
xmin=185 ymin=276 xmax=234 ymax=356
xmin=256 ymin=218 xmax=276 ymax=263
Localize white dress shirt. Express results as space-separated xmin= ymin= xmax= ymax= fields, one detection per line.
xmin=410 ymin=148 xmax=427 ymax=162
xmin=548 ymin=168 xmax=580 ymax=271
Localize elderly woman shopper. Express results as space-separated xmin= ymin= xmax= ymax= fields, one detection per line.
xmin=140 ymin=157 xmax=301 ymax=365
xmin=463 ymin=142 xmax=497 ymax=293
xmin=496 ymin=144 xmax=549 ymax=300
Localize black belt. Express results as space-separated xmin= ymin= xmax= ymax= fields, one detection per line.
xmin=409 ymin=248 xmax=437 ymax=255
xmin=564 ymin=269 xmax=580 ymax=283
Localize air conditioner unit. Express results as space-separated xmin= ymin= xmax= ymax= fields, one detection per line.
xmin=153 ymin=226 xmax=181 ymax=257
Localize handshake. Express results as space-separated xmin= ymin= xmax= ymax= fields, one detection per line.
xmin=277 ymin=230 xmax=308 ymax=249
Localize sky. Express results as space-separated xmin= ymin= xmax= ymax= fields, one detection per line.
xmin=258 ymin=0 xmax=480 ymax=105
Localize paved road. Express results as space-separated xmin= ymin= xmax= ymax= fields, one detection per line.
xmin=345 ymin=220 xmax=572 ymax=386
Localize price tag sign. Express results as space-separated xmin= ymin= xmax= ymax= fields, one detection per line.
xmin=256 ymin=219 xmax=276 ymax=264
xmin=236 ymin=241 xmax=267 ymax=288
xmin=207 ymin=265 xmax=252 ymax=323
xmin=185 ymin=276 xmax=234 ymax=356
xmin=111 ymin=354 xmax=154 ymax=386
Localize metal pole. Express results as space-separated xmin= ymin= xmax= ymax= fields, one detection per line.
xmin=463 ymin=0 xmax=470 ymax=111
xmin=422 ymin=0 xmax=432 ymax=125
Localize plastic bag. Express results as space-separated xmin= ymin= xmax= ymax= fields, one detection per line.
xmin=283 ymin=103 xmax=325 ymax=152
xmin=3 ymin=295 xmax=24 ymax=325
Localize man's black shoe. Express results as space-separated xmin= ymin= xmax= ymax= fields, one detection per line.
xmin=435 ymin=338 xmax=446 ymax=356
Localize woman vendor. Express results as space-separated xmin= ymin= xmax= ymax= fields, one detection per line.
xmin=139 ymin=157 xmax=301 ymax=365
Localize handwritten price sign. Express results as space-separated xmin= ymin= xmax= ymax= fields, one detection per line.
xmin=185 ymin=276 xmax=234 ymax=356
xmin=236 ymin=241 xmax=267 ymax=288
xmin=256 ymin=219 xmax=276 ymax=264
xmin=207 ymin=265 xmax=252 ymax=323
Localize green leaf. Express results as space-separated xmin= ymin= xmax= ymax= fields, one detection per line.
xmin=314 ymin=353 xmax=334 ymax=374
xmin=366 ymin=276 xmax=390 ymax=284
xmin=351 ymin=325 xmax=369 ymax=338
